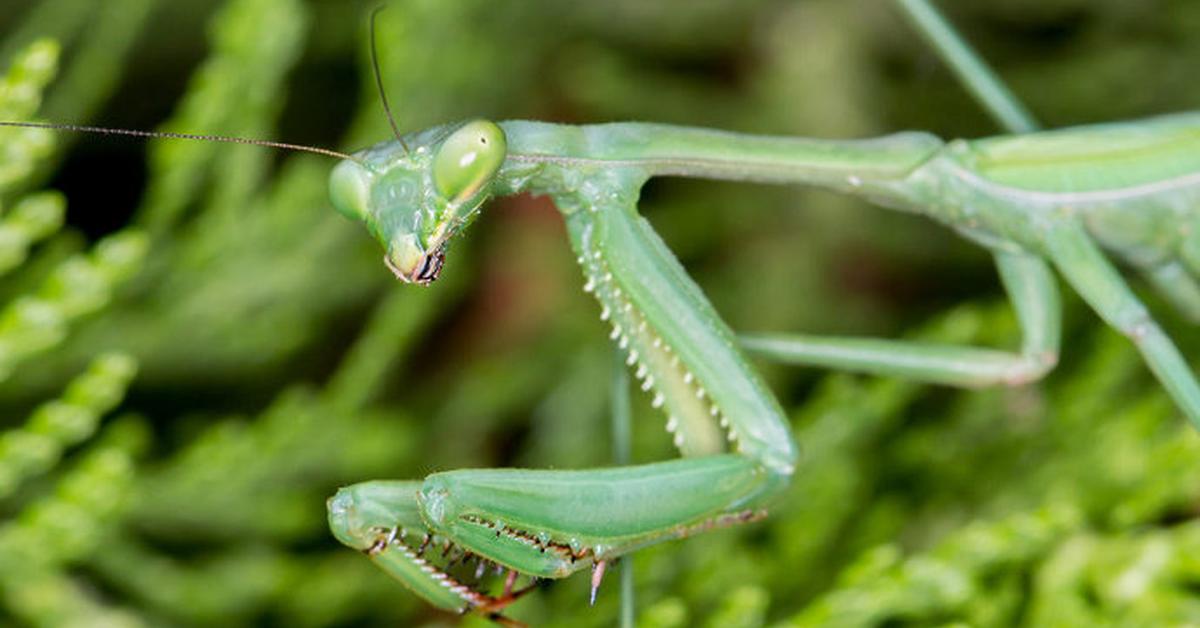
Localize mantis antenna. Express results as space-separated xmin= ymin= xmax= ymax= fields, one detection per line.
xmin=0 ymin=121 xmax=362 ymax=163
xmin=368 ymin=4 xmax=410 ymax=154
xmin=0 ymin=8 xmax=409 ymax=163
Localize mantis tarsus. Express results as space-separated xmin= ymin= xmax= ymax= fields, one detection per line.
xmin=4 ymin=1 xmax=1200 ymax=624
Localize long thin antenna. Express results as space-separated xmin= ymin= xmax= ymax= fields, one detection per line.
xmin=369 ymin=4 xmax=410 ymax=153
xmin=0 ymin=121 xmax=360 ymax=162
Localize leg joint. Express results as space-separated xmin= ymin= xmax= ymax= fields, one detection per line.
xmin=1004 ymin=350 xmax=1058 ymax=386
xmin=1111 ymin=308 xmax=1156 ymax=344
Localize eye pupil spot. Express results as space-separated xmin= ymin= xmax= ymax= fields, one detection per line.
xmin=432 ymin=120 xmax=506 ymax=201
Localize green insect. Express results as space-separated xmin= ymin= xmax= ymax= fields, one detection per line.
xmin=323 ymin=106 xmax=1200 ymax=617
xmin=5 ymin=1 xmax=1200 ymax=624
xmin=321 ymin=6 xmax=1200 ymax=623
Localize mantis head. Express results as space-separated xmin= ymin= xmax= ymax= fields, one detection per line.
xmin=329 ymin=120 xmax=507 ymax=285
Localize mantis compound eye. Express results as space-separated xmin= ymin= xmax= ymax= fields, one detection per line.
xmin=432 ymin=120 xmax=507 ymax=203
xmin=328 ymin=158 xmax=372 ymax=222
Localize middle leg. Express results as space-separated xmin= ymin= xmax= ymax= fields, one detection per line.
xmin=741 ymin=250 xmax=1060 ymax=388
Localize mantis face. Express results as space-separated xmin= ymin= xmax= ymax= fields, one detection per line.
xmin=329 ymin=120 xmax=507 ymax=285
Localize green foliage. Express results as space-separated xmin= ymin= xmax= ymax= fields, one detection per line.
xmin=0 ymin=233 xmax=145 ymax=379
xmin=0 ymin=351 xmax=136 ymax=497
xmin=0 ymin=39 xmax=55 ymax=193
xmin=0 ymin=192 xmax=63 ymax=276
xmin=0 ymin=1 xmax=1198 ymax=626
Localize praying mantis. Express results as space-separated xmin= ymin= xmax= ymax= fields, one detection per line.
xmin=322 ymin=5 xmax=1200 ymax=624
xmin=323 ymin=111 xmax=1200 ymax=617
xmin=3 ymin=1 xmax=1200 ymax=625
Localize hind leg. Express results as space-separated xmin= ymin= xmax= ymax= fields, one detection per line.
xmin=1046 ymin=222 xmax=1200 ymax=429
xmin=1141 ymin=261 xmax=1200 ymax=323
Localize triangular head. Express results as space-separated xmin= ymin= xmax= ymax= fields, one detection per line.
xmin=328 ymin=120 xmax=507 ymax=284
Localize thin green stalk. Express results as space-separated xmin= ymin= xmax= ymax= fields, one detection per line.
xmin=893 ymin=0 xmax=1039 ymax=133
xmin=611 ymin=349 xmax=632 ymax=465
xmin=611 ymin=349 xmax=634 ymax=628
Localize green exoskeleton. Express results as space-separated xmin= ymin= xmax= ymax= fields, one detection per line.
xmin=326 ymin=119 xmax=800 ymax=617
xmin=6 ymin=2 xmax=1200 ymax=623
xmin=325 ymin=111 xmax=1200 ymax=618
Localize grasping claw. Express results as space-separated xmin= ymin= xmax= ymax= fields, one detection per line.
xmin=589 ymin=560 xmax=607 ymax=606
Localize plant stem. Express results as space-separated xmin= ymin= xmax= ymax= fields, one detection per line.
xmin=893 ymin=0 xmax=1040 ymax=133
xmin=611 ymin=350 xmax=635 ymax=628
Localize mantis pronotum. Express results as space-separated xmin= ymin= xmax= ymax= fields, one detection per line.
xmin=4 ymin=1 xmax=1200 ymax=624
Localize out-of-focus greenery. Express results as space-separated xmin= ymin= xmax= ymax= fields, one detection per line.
xmin=0 ymin=1 xmax=1199 ymax=626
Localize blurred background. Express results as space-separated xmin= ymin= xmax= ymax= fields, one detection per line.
xmin=1 ymin=0 xmax=1200 ymax=625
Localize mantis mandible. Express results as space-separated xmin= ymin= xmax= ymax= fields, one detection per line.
xmin=4 ymin=1 xmax=1200 ymax=624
